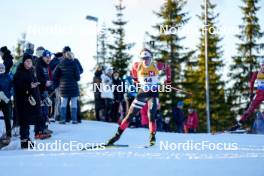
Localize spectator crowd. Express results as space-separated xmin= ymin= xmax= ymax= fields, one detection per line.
xmin=0 ymin=44 xmax=83 ymax=149
xmin=93 ymin=65 xmax=199 ymax=133
xmin=0 ymin=43 xmax=199 ymax=149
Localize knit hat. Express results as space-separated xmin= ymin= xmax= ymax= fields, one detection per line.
xmin=23 ymin=54 xmax=33 ymax=63
xmin=54 ymin=52 xmax=63 ymax=58
xmin=0 ymin=46 xmax=11 ymax=55
xmin=139 ymin=48 xmax=152 ymax=60
xmin=36 ymin=46 xmax=45 ymax=51
xmin=24 ymin=42 xmax=35 ymax=55
xmin=36 ymin=46 xmax=45 ymax=57
xmin=62 ymin=46 xmax=71 ymax=53
xmin=42 ymin=50 xmax=52 ymax=58
xmin=177 ymin=101 xmax=184 ymax=107
xmin=105 ymin=66 xmax=113 ymax=74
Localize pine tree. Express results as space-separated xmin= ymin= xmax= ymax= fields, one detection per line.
xmin=108 ymin=0 xmax=134 ymax=77
xmin=228 ymin=0 xmax=264 ymax=120
xmin=183 ymin=0 xmax=231 ymax=132
xmin=98 ymin=23 xmax=109 ymax=65
xmin=147 ymin=0 xmax=193 ymax=117
xmin=14 ymin=33 xmax=26 ymax=61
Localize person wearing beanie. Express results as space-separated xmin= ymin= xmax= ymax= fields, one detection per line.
xmin=0 ymin=46 xmax=13 ymax=74
xmin=0 ymin=63 xmax=13 ymax=149
xmin=172 ymin=101 xmax=185 ymax=133
xmin=49 ymin=52 xmax=63 ymax=121
xmin=35 ymin=50 xmax=53 ymax=138
xmin=100 ymin=66 xmax=114 ymax=122
xmin=62 ymin=46 xmax=71 ymax=53
xmin=10 ymin=43 xmax=38 ymax=76
xmin=185 ymin=108 xmax=199 ymax=133
xmin=35 ymin=46 xmax=45 ymax=58
xmin=24 ymin=42 xmax=35 ymax=55
xmin=13 ymin=54 xmax=50 ymax=149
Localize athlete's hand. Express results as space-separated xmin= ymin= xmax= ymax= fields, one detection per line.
xmin=45 ymin=81 xmax=53 ymax=87
xmin=164 ymin=80 xmax=171 ymax=85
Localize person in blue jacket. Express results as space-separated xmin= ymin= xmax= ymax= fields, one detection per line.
xmin=0 ymin=63 xmax=12 ymax=147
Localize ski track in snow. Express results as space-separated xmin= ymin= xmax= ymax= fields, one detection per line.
xmin=0 ymin=120 xmax=264 ymax=176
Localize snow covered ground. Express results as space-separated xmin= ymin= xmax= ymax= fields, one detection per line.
xmin=0 ymin=120 xmax=264 ymax=176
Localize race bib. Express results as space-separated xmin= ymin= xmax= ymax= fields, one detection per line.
xmin=257 ymin=79 xmax=264 ymax=90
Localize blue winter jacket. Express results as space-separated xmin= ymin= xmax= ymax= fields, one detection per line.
xmin=0 ymin=73 xmax=12 ymax=98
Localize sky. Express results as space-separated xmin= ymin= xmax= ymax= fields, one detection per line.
xmin=0 ymin=0 xmax=264 ymax=109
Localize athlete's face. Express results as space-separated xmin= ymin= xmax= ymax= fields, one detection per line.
xmin=142 ymin=57 xmax=151 ymax=66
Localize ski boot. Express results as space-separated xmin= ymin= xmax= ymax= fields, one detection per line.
xmin=21 ymin=138 xmax=35 ymax=149
xmin=149 ymin=132 xmax=156 ymax=146
xmin=35 ymin=131 xmax=51 ymax=140
xmin=106 ymin=127 xmax=124 ymax=146
xmin=229 ymin=121 xmax=244 ymax=132
xmin=0 ymin=134 xmax=11 ymax=149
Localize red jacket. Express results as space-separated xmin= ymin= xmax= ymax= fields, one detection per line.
xmin=185 ymin=112 xmax=199 ymax=129
xmin=249 ymin=72 xmax=258 ymax=94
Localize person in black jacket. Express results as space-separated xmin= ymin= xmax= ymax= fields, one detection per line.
xmin=49 ymin=52 xmax=63 ymax=73
xmin=53 ymin=51 xmax=80 ymax=124
xmin=49 ymin=52 xmax=63 ymax=121
xmin=0 ymin=46 xmax=13 ymax=74
xmin=35 ymin=50 xmax=53 ymax=138
xmin=172 ymin=101 xmax=185 ymax=133
xmin=24 ymin=42 xmax=38 ymax=66
xmin=93 ymin=65 xmax=104 ymax=121
xmin=62 ymin=46 xmax=83 ymax=74
xmin=62 ymin=46 xmax=83 ymax=123
xmin=13 ymin=54 xmax=50 ymax=149
xmin=112 ymin=70 xmax=125 ymax=123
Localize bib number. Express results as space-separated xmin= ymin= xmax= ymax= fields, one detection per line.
xmin=144 ymin=77 xmax=152 ymax=83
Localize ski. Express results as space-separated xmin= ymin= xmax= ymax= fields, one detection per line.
xmin=81 ymin=144 xmax=129 ymax=151
xmin=80 ymin=143 xmax=156 ymax=150
xmin=143 ymin=145 xmax=154 ymax=148
xmin=213 ymin=129 xmax=249 ymax=135
xmin=228 ymin=129 xmax=249 ymax=134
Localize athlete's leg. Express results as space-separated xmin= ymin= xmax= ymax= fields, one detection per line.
xmin=106 ymin=90 xmax=149 ymax=145
xmin=120 ymin=92 xmax=148 ymax=130
xmin=240 ymin=92 xmax=264 ymax=122
xmin=147 ymin=96 xmax=157 ymax=146
xmin=148 ymin=97 xmax=157 ymax=133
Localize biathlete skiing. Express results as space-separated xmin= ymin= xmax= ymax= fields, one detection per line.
xmin=230 ymin=59 xmax=264 ymax=131
xmin=106 ymin=48 xmax=171 ymax=146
